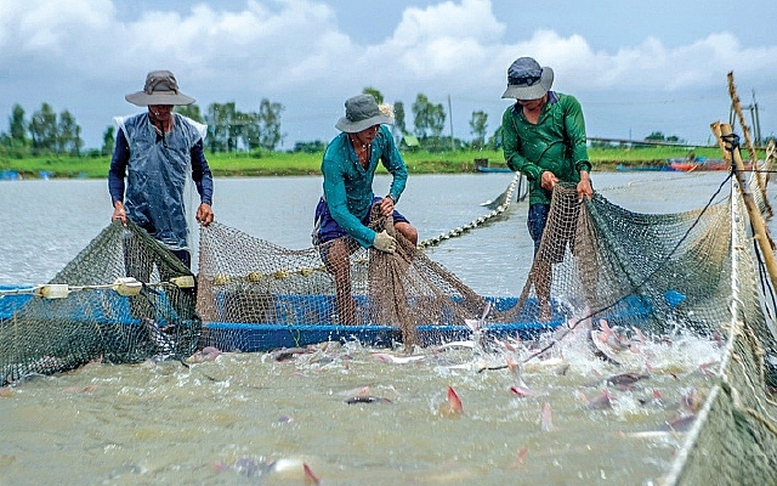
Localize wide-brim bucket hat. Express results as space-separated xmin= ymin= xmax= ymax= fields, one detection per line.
xmin=335 ymin=94 xmax=393 ymax=133
xmin=125 ymin=70 xmax=196 ymax=106
xmin=501 ymin=57 xmax=554 ymax=100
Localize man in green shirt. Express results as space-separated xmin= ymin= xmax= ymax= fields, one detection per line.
xmin=500 ymin=57 xmax=593 ymax=320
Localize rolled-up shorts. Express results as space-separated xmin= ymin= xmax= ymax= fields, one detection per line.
xmin=313 ymin=196 xmax=410 ymax=246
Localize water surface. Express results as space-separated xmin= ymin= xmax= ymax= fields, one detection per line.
xmin=0 ymin=171 xmax=749 ymax=485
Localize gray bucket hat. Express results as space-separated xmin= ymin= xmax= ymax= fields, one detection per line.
xmin=501 ymin=57 xmax=554 ymax=100
xmin=335 ymin=94 xmax=393 ymax=133
xmin=125 ymin=70 xmax=196 ymax=106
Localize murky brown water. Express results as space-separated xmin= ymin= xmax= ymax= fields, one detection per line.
xmin=0 ymin=172 xmax=751 ymax=484
xmin=0 ymin=332 xmax=719 ymax=485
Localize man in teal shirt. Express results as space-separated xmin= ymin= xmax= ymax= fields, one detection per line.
xmin=501 ymin=57 xmax=593 ymax=320
xmin=314 ymin=94 xmax=418 ymax=324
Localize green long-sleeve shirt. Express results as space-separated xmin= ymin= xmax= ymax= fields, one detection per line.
xmin=321 ymin=124 xmax=408 ymax=248
xmin=502 ymin=92 xmax=591 ymax=206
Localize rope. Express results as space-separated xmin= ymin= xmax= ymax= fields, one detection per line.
xmin=418 ymin=172 xmax=522 ymax=250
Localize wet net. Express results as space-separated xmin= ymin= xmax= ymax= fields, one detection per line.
xmin=196 ymin=213 xmax=501 ymax=352
xmin=662 ymin=171 xmax=777 ymax=485
xmin=0 ymin=220 xmax=201 ymax=385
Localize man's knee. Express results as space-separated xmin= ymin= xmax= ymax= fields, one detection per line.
xmin=395 ymin=222 xmax=418 ymax=246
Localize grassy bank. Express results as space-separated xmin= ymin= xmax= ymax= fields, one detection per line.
xmin=0 ymin=145 xmax=739 ymax=179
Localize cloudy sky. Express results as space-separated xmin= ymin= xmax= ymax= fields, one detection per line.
xmin=1 ymin=0 xmax=775 ymax=150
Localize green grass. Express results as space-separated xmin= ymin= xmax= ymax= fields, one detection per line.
xmin=0 ymin=145 xmax=751 ymax=179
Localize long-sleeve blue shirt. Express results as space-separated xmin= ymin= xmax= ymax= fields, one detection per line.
xmin=321 ymin=124 xmax=408 ymax=248
xmin=108 ymin=113 xmax=213 ymax=249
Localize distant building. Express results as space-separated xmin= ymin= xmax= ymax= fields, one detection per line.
xmin=400 ymin=135 xmax=420 ymax=151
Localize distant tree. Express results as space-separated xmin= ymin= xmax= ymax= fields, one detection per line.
xmin=644 ymin=131 xmax=665 ymax=142
xmin=488 ymin=125 xmax=504 ymax=150
xmin=469 ymin=110 xmax=488 ymax=150
xmin=393 ymin=101 xmax=406 ymax=135
xmin=256 ymin=98 xmax=284 ymax=151
xmin=175 ymin=104 xmax=204 ymax=123
xmin=205 ymin=102 xmax=237 ymax=152
xmin=411 ymin=93 xmax=445 ymax=139
xmin=362 ymin=87 xmax=384 ymax=105
xmin=29 ymin=103 xmax=58 ymax=153
xmin=57 ymin=110 xmax=82 ymax=156
xmin=7 ymin=104 xmax=28 ymax=148
xmin=102 ymin=126 xmax=116 ymax=156
xmin=293 ymin=140 xmax=326 ymax=153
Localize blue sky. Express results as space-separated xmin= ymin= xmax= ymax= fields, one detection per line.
xmin=1 ymin=0 xmax=775 ymax=149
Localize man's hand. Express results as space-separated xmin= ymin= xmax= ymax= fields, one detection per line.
xmin=379 ymin=195 xmax=395 ymax=217
xmin=112 ymin=202 xmax=127 ymax=225
xmin=540 ymin=171 xmax=559 ymax=192
xmin=577 ymin=171 xmax=593 ymax=202
xmin=196 ymin=202 xmax=214 ymax=226
xmin=373 ymin=230 xmax=397 ymax=254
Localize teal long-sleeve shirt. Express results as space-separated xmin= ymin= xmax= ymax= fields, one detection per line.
xmin=502 ymin=92 xmax=592 ymax=206
xmin=321 ymin=124 xmax=408 ymax=248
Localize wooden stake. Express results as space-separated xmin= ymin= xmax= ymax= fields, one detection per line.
xmin=727 ymin=72 xmax=772 ymax=216
xmin=712 ymin=123 xmax=777 ymax=292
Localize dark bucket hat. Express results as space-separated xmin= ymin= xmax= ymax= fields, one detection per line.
xmin=125 ymin=70 xmax=196 ymax=107
xmin=501 ymin=57 xmax=554 ymax=100
xmin=335 ymin=94 xmax=393 ymax=133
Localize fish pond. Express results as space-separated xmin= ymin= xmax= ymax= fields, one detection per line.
xmin=0 ymin=172 xmax=752 ymax=485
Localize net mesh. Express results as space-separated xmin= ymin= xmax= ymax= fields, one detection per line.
xmin=517 ymin=181 xmax=735 ymax=336
xmin=662 ymin=171 xmax=777 ymax=485
xmin=196 ymin=211 xmax=499 ymax=351
xmin=0 ymin=220 xmax=200 ymax=385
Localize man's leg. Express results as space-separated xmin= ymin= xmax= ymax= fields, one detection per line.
xmin=394 ymin=221 xmax=418 ymax=246
xmin=322 ymin=238 xmax=357 ymax=325
xmin=527 ymin=204 xmax=552 ymax=321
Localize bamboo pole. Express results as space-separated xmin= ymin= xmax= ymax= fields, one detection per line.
xmin=711 ymin=122 xmax=777 ymax=290
xmin=727 ymin=72 xmax=772 ymax=216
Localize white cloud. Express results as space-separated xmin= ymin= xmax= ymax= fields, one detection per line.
xmin=0 ymin=0 xmax=775 ymax=147
xmin=1 ymin=0 xmax=114 ymax=52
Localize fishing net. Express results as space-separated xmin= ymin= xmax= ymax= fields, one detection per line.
xmin=196 ymin=214 xmax=504 ymax=352
xmin=0 ymin=220 xmax=201 ymax=385
xmin=662 ymin=171 xmax=777 ymax=485
xmin=516 ymin=182 xmax=735 ymax=337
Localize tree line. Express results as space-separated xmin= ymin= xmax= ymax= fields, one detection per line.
xmin=3 ymin=92 xmax=708 ymax=157
xmin=0 ymin=88 xmax=513 ymax=156
xmin=0 ymin=103 xmax=84 ymax=156
xmin=0 ymin=99 xmax=286 ymax=157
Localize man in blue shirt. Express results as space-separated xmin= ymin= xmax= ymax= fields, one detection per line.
xmin=314 ymin=94 xmax=418 ymax=324
xmin=108 ymin=70 xmax=214 ymax=269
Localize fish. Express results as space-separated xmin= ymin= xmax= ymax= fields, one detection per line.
xmin=436 ymin=340 xmax=477 ymax=351
xmin=142 ymin=317 xmax=176 ymax=360
xmin=578 ymin=389 xmax=614 ymax=410
xmin=372 ymin=353 xmax=425 ymax=364
xmin=439 ymin=386 xmax=464 ymax=417
xmin=540 ymin=402 xmax=553 ymax=432
xmin=509 ymin=385 xmax=542 ymax=398
xmin=230 ymin=456 xmax=277 ymax=479
xmin=270 ymin=347 xmax=310 ymax=361
xmin=345 ymin=395 xmax=393 ymax=405
xmin=188 ymin=346 xmax=222 ymax=363
xmin=303 ymin=463 xmax=321 ymax=485
xmin=509 ymin=447 xmax=529 ymax=468
xmin=606 ymin=372 xmax=650 ymax=390
xmin=507 ymin=358 xmax=544 ymax=398
xmin=662 ymin=414 xmax=697 ymax=432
